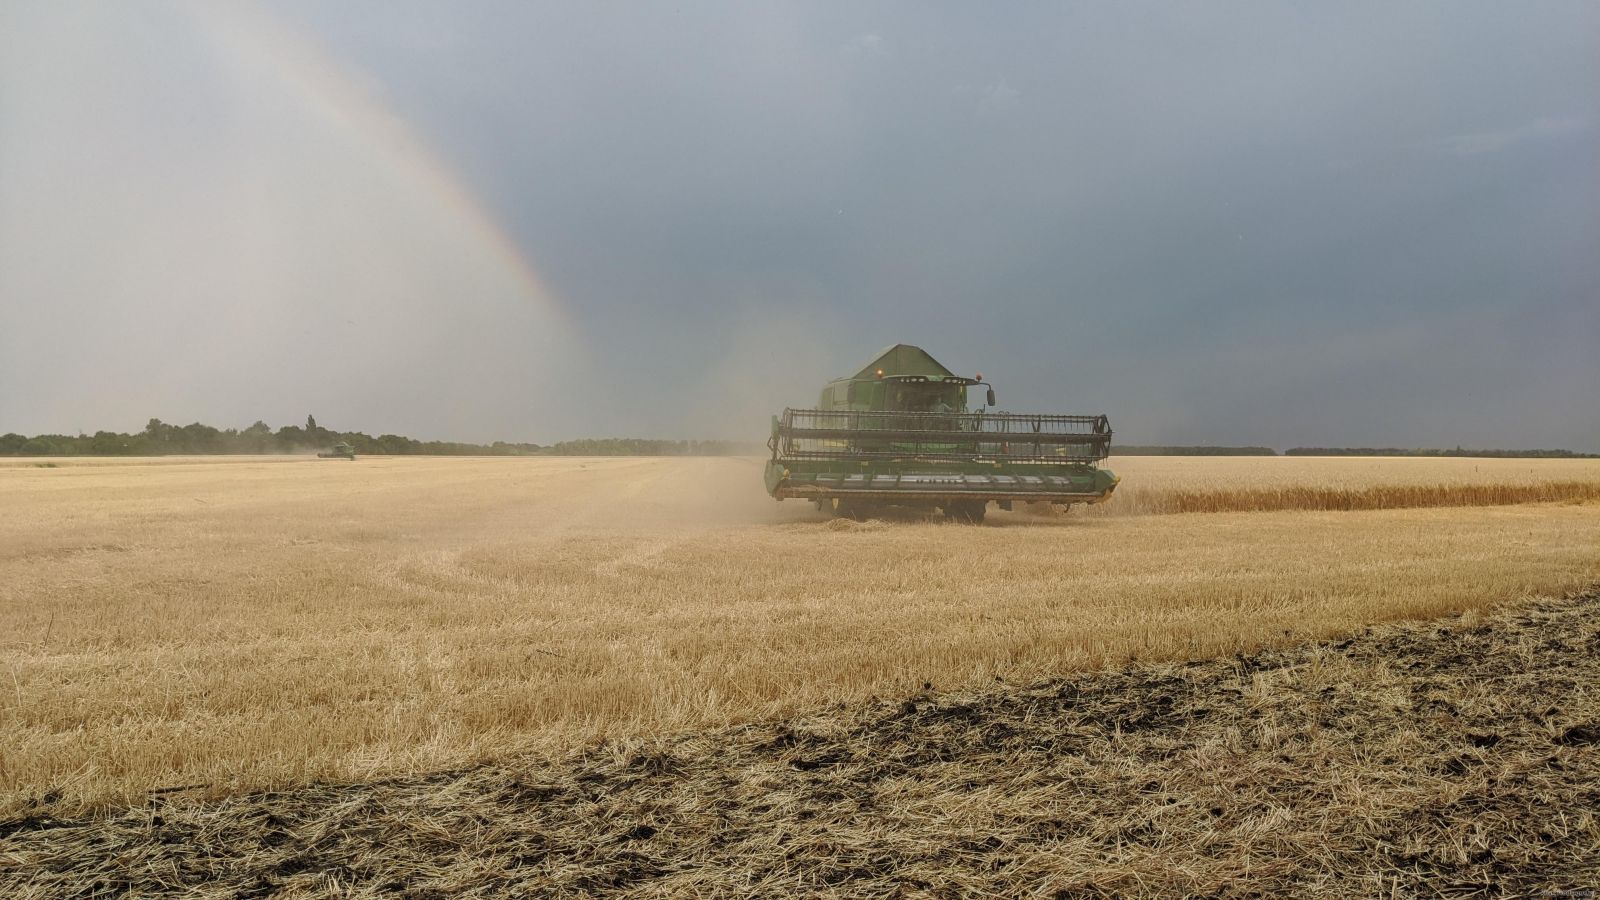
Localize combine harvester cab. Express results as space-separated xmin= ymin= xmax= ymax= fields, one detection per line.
xmin=765 ymin=344 xmax=1118 ymax=523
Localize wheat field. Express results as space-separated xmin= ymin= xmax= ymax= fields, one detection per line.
xmin=2 ymin=455 xmax=1598 ymax=815
xmin=1097 ymin=455 xmax=1600 ymax=514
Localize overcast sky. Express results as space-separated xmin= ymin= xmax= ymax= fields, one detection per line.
xmin=1 ymin=1 xmax=1595 ymax=449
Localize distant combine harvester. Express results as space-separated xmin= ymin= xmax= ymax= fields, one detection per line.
xmin=765 ymin=344 xmax=1118 ymax=523
xmin=317 ymin=441 xmax=356 ymax=460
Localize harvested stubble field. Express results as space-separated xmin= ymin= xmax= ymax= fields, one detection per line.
xmin=3 ymin=455 xmax=1599 ymax=892
xmin=6 ymin=589 xmax=1597 ymax=896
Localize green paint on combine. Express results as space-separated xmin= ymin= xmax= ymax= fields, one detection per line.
xmin=766 ymin=344 xmax=1118 ymax=523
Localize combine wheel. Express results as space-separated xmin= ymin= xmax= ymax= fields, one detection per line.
xmin=943 ymin=500 xmax=987 ymax=524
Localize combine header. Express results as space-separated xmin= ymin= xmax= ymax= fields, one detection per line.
xmin=766 ymin=344 xmax=1117 ymax=522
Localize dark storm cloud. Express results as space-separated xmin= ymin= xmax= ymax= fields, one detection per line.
xmin=2 ymin=1 xmax=1595 ymax=448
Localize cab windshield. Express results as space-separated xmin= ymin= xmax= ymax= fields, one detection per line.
xmin=888 ymin=382 xmax=964 ymax=412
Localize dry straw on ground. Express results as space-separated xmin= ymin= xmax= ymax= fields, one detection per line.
xmin=6 ymin=588 xmax=1597 ymax=896
xmin=2 ymin=455 xmax=1599 ymax=816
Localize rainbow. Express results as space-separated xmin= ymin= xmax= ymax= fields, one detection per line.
xmin=186 ymin=0 xmax=570 ymax=335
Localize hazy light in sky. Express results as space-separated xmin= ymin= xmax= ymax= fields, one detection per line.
xmin=0 ymin=0 xmax=575 ymax=442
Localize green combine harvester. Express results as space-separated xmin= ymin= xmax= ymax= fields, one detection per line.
xmin=766 ymin=344 xmax=1118 ymax=522
xmin=317 ymin=441 xmax=356 ymax=460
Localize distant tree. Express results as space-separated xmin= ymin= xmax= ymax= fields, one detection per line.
xmin=275 ymin=424 xmax=307 ymax=451
xmin=143 ymin=418 xmax=173 ymax=449
xmin=240 ymin=420 xmax=273 ymax=453
xmin=302 ymin=414 xmax=333 ymax=446
xmin=21 ymin=436 xmax=63 ymax=455
xmin=89 ymin=431 xmax=132 ymax=455
xmin=175 ymin=422 xmax=224 ymax=453
xmin=375 ymin=434 xmax=421 ymax=454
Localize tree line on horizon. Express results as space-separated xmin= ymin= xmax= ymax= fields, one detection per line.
xmin=1110 ymin=445 xmax=1278 ymax=456
xmin=0 ymin=418 xmax=1592 ymax=459
xmin=1280 ymin=446 xmax=1598 ymax=459
xmin=0 ymin=417 xmax=763 ymax=458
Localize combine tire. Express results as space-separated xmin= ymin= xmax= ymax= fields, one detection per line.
xmin=944 ymin=500 xmax=987 ymax=524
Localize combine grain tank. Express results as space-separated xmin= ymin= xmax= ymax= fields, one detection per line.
xmin=765 ymin=344 xmax=1117 ymax=522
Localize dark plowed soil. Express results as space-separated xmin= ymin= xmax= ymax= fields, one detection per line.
xmin=6 ymin=592 xmax=1598 ymax=898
